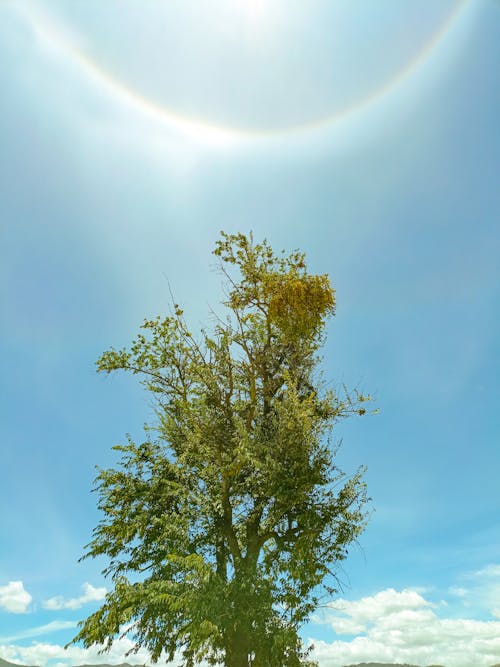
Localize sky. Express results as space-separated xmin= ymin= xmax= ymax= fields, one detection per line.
xmin=0 ymin=1 xmax=499 ymax=666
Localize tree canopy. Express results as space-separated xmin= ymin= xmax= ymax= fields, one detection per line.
xmin=69 ymin=232 xmax=372 ymax=667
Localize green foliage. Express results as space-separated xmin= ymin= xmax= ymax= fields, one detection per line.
xmin=69 ymin=232 xmax=372 ymax=667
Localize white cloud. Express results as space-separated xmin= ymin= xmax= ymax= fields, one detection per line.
xmin=43 ymin=583 xmax=107 ymax=611
xmin=1 ymin=589 xmax=499 ymax=667
xmin=3 ymin=573 xmax=500 ymax=667
xmin=0 ymin=621 xmax=77 ymax=643
xmin=325 ymin=587 xmax=433 ymax=633
xmin=309 ymin=587 xmax=500 ymax=667
xmin=0 ymin=635 xmax=180 ymax=667
xmin=0 ymin=582 xmax=32 ymax=614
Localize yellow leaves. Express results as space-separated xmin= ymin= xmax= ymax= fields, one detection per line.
xmin=264 ymin=271 xmax=335 ymax=337
xmin=214 ymin=232 xmax=336 ymax=342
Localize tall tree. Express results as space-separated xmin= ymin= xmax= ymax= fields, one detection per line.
xmin=69 ymin=232 xmax=371 ymax=667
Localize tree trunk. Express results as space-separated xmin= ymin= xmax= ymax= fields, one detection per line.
xmin=225 ymin=632 xmax=249 ymax=667
xmin=225 ymin=646 xmax=248 ymax=667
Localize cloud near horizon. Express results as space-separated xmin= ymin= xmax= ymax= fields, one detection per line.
xmin=43 ymin=584 xmax=107 ymax=611
xmin=310 ymin=584 xmax=500 ymax=667
xmin=0 ymin=635 xmax=163 ymax=667
xmin=0 ymin=582 xmax=32 ymax=614
xmin=2 ymin=579 xmax=500 ymax=667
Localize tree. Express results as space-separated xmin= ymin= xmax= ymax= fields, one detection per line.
xmin=69 ymin=232 xmax=371 ymax=667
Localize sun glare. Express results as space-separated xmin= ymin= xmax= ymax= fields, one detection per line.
xmin=222 ymin=0 xmax=281 ymax=26
xmin=245 ymin=0 xmax=267 ymax=20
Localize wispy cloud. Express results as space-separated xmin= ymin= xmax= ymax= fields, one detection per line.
xmin=473 ymin=563 xmax=500 ymax=578
xmin=447 ymin=562 xmax=500 ymax=617
xmin=0 ymin=621 xmax=77 ymax=644
xmin=43 ymin=583 xmax=106 ymax=611
xmin=0 ymin=582 xmax=32 ymax=614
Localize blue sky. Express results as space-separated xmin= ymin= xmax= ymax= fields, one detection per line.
xmin=0 ymin=1 xmax=499 ymax=666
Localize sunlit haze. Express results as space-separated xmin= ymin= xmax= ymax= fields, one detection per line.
xmin=1 ymin=1 xmax=499 ymax=666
